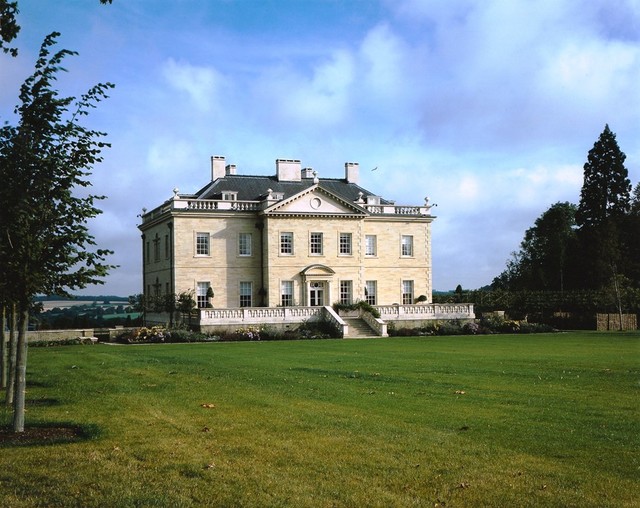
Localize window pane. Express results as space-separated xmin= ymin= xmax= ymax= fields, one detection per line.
xmin=239 ymin=233 xmax=252 ymax=256
xmin=240 ymin=281 xmax=252 ymax=307
xmin=310 ymin=232 xmax=323 ymax=255
xmin=280 ymin=232 xmax=293 ymax=254
xmin=197 ymin=282 xmax=210 ymax=308
xmin=401 ymin=235 xmax=413 ymax=256
xmin=402 ymin=280 xmax=414 ymax=304
xmin=281 ymin=281 xmax=294 ymax=307
xmin=339 ymin=233 xmax=352 ymax=255
xmin=365 ymin=280 xmax=377 ymax=305
xmin=340 ymin=280 xmax=352 ymax=304
xmin=365 ymin=235 xmax=376 ymax=256
xmin=196 ymin=232 xmax=210 ymax=256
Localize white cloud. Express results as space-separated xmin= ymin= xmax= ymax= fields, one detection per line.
xmin=161 ymin=58 xmax=224 ymax=112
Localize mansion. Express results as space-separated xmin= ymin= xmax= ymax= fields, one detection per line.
xmin=138 ymin=156 xmax=474 ymax=336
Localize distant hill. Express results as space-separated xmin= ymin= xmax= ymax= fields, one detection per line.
xmin=35 ymin=295 xmax=129 ymax=302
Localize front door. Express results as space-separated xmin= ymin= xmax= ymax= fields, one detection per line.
xmin=309 ymin=282 xmax=324 ymax=306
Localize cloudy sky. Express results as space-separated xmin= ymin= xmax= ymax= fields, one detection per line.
xmin=1 ymin=0 xmax=639 ymax=296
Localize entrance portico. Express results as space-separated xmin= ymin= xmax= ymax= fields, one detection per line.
xmin=300 ymin=264 xmax=335 ymax=306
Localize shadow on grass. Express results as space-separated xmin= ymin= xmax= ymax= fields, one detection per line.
xmin=26 ymin=397 xmax=61 ymax=407
xmin=0 ymin=422 xmax=100 ymax=448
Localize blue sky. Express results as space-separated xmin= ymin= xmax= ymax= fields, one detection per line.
xmin=1 ymin=0 xmax=639 ymax=296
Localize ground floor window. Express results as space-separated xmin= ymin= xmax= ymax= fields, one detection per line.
xmin=281 ymin=281 xmax=294 ymax=306
xmin=240 ymin=281 xmax=252 ymax=307
xmin=340 ymin=280 xmax=352 ymax=305
xmin=402 ymin=280 xmax=414 ymax=305
xmin=365 ymin=280 xmax=377 ymax=305
xmin=197 ymin=281 xmax=210 ymax=308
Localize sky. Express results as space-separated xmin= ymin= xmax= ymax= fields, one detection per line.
xmin=1 ymin=0 xmax=639 ymax=296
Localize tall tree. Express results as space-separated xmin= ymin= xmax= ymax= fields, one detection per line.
xmin=0 ymin=33 xmax=115 ymax=432
xmin=575 ymin=125 xmax=632 ymax=288
xmin=576 ymin=124 xmax=631 ymax=228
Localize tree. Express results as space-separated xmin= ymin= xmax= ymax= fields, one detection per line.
xmin=492 ymin=202 xmax=578 ymax=291
xmin=576 ymin=125 xmax=631 ymax=229
xmin=0 ymin=33 xmax=115 ymax=431
xmin=575 ymin=125 xmax=632 ymax=289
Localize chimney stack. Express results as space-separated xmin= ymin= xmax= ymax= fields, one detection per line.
xmin=345 ymin=162 xmax=359 ymax=184
xmin=225 ymin=164 xmax=237 ymax=175
xmin=276 ymin=159 xmax=302 ymax=182
xmin=211 ymin=155 xmax=226 ymax=181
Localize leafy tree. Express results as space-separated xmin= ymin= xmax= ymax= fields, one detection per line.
xmin=0 ymin=0 xmax=20 ymax=56
xmin=0 ymin=33 xmax=115 ymax=431
xmin=493 ymin=202 xmax=578 ymax=291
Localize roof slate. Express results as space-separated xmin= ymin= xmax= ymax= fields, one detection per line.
xmin=196 ymin=175 xmax=393 ymax=204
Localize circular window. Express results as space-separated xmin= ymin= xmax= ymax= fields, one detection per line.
xmin=310 ymin=197 xmax=322 ymax=209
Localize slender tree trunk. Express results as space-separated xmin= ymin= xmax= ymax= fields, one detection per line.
xmin=12 ymin=306 xmax=29 ymax=432
xmin=1 ymin=305 xmax=7 ymax=389
xmin=5 ymin=303 xmax=17 ymax=406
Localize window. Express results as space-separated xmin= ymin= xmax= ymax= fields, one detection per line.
xmin=197 ymin=282 xmax=210 ymax=309
xmin=365 ymin=280 xmax=377 ymax=305
xmin=222 ymin=191 xmax=237 ymax=201
xmin=339 ymin=232 xmax=352 ymax=255
xmin=196 ymin=232 xmax=210 ymax=256
xmin=153 ymin=234 xmax=160 ymax=262
xmin=310 ymin=232 xmax=323 ymax=255
xmin=164 ymin=234 xmax=170 ymax=259
xmin=239 ymin=232 xmax=252 ymax=256
xmin=401 ymin=235 xmax=413 ymax=257
xmin=280 ymin=232 xmax=293 ymax=255
xmin=145 ymin=241 xmax=150 ymax=263
xmin=340 ymin=280 xmax=352 ymax=305
xmin=365 ymin=235 xmax=377 ymax=256
xmin=281 ymin=281 xmax=294 ymax=307
xmin=402 ymin=280 xmax=414 ymax=304
xmin=240 ymin=281 xmax=252 ymax=307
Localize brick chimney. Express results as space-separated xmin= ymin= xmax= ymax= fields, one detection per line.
xmin=276 ymin=159 xmax=301 ymax=182
xmin=345 ymin=162 xmax=359 ymax=184
xmin=211 ymin=155 xmax=226 ymax=181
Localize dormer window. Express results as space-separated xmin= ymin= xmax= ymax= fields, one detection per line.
xmin=366 ymin=195 xmax=381 ymax=205
xmin=272 ymin=192 xmax=284 ymax=200
xmin=222 ymin=191 xmax=238 ymax=201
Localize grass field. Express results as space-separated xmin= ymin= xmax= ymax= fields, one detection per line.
xmin=1 ymin=332 xmax=638 ymax=507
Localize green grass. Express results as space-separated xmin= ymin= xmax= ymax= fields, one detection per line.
xmin=1 ymin=332 xmax=638 ymax=507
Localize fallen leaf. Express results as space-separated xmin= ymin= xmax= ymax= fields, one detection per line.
xmin=201 ymin=403 xmax=216 ymax=408
xmin=455 ymin=390 xmax=466 ymax=395
xmin=202 ymin=426 xmax=210 ymax=432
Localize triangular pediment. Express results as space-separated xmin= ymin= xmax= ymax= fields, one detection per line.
xmin=263 ymin=185 xmax=367 ymax=216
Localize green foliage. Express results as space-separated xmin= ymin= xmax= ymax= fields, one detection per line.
xmin=332 ymin=300 xmax=381 ymax=318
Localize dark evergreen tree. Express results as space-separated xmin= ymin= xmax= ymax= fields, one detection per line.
xmin=575 ymin=125 xmax=632 ymax=289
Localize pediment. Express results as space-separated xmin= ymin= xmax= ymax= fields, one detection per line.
xmin=263 ymin=185 xmax=366 ymax=216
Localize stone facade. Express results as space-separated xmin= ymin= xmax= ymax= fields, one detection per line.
xmin=139 ymin=156 xmax=437 ymax=314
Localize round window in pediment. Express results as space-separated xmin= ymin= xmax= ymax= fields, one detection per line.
xmin=310 ymin=197 xmax=322 ymax=209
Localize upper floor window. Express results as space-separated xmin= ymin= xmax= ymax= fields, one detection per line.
xmin=280 ymin=232 xmax=293 ymax=255
xmin=281 ymin=280 xmax=294 ymax=307
xmin=239 ymin=281 xmax=252 ymax=307
xmin=340 ymin=280 xmax=352 ymax=305
xmin=310 ymin=232 xmax=323 ymax=255
xmin=401 ymin=235 xmax=414 ymax=257
xmin=145 ymin=241 xmax=150 ymax=263
xmin=365 ymin=235 xmax=377 ymax=256
xmin=339 ymin=232 xmax=352 ymax=255
xmin=164 ymin=234 xmax=170 ymax=259
xmin=222 ymin=191 xmax=238 ymax=201
xmin=196 ymin=232 xmax=210 ymax=256
xmin=365 ymin=280 xmax=377 ymax=305
xmin=402 ymin=280 xmax=414 ymax=305
xmin=238 ymin=232 xmax=252 ymax=256
xmin=153 ymin=234 xmax=160 ymax=262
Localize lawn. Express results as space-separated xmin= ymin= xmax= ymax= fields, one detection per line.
xmin=1 ymin=332 xmax=638 ymax=507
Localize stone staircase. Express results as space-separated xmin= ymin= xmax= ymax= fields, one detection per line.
xmin=342 ymin=317 xmax=379 ymax=339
